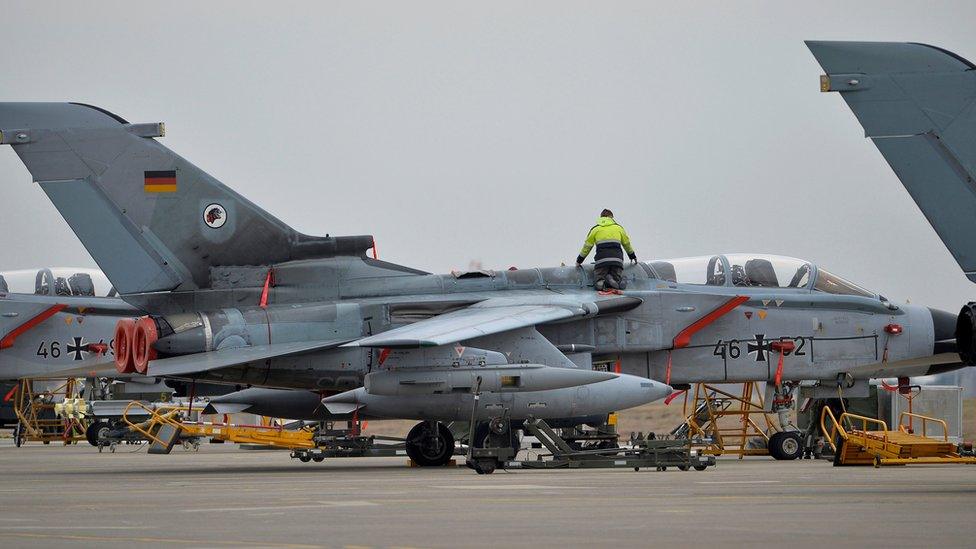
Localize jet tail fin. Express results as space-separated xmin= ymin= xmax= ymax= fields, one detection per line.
xmin=807 ymin=41 xmax=976 ymax=282
xmin=0 ymin=103 xmax=372 ymax=295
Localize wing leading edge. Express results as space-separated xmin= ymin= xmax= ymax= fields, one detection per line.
xmin=807 ymin=40 xmax=976 ymax=281
xmin=348 ymin=295 xmax=642 ymax=348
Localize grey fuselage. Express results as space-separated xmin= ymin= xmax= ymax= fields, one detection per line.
xmin=127 ymin=256 xmax=956 ymax=393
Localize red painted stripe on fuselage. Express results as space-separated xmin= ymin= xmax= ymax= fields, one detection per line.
xmin=0 ymin=304 xmax=68 ymax=350
xmin=672 ymin=295 xmax=749 ymax=349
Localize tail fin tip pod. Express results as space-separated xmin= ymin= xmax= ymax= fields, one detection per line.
xmin=807 ymin=41 xmax=976 ymax=282
xmin=0 ymin=102 xmax=368 ymax=294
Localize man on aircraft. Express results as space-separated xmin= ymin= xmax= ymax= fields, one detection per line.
xmin=576 ymin=209 xmax=637 ymax=291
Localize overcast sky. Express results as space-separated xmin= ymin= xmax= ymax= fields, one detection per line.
xmin=1 ymin=1 xmax=975 ymax=311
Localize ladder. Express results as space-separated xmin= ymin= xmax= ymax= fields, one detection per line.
xmin=13 ymin=379 xmax=87 ymax=446
xmin=677 ymin=382 xmax=777 ymax=457
xmin=820 ymin=407 xmax=976 ymax=466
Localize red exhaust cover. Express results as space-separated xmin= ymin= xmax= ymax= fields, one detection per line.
xmin=114 ymin=319 xmax=137 ymax=374
xmin=132 ymin=316 xmax=159 ymax=374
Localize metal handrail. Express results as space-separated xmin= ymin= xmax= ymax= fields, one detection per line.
xmin=820 ymin=408 xmax=890 ymax=451
xmin=120 ymin=401 xmax=186 ymax=447
xmin=897 ymin=412 xmax=949 ymax=441
xmin=820 ymin=406 xmax=842 ymax=451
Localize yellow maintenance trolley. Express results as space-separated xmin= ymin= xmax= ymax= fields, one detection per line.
xmin=821 ymin=407 xmax=976 ymax=467
xmin=109 ymin=401 xmax=407 ymax=462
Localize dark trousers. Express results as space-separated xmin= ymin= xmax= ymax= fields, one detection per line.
xmin=594 ymin=264 xmax=624 ymax=290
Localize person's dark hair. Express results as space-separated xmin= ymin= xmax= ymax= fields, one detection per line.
xmin=601 ymin=208 xmax=613 ymax=218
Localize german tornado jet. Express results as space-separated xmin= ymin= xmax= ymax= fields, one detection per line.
xmin=1 ymin=42 xmax=973 ymax=465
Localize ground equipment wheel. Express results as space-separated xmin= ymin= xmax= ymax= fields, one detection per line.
xmin=86 ymin=421 xmax=109 ymax=447
xmin=768 ymin=431 xmax=803 ymax=460
xmin=312 ymin=455 xmax=325 ymax=463
xmin=693 ymin=464 xmax=708 ymax=471
xmin=298 ymin=453 xmax=311 ymax=463
xmin=472 ymin=421 xmax=521 ymax=458
xmin=406 ymin=421 xmax=455 ymax=467
xmin=488 ymin=417 xmax=509 ymax=435
xmin=472 ymin=459 xmax=497 ymax=475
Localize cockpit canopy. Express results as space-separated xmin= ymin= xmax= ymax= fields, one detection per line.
xmin=0 ymin=268 xmax=115 ymax=297
xmin=646 ymin=254 xmax=875 ymax=297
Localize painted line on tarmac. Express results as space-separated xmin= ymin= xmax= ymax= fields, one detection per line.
xmin=0 ymin=526 xmax=152 ymax=530
xmin=431 ymin=484 xmax=591 ymax=490
xmin=0 ymin=532 xmax=323 ymax=548
xmin=183 ymin=501 xmax=379 ymax=513
xmin=696 ymin=480 xmax=780 ymax=484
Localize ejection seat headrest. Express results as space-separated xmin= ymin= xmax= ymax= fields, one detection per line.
xmin=744 ymin=259 xmax=778 ymax=287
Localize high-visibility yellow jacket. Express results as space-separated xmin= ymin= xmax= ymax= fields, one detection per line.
xmin=578 ymin=217 xmax=636 ymax=265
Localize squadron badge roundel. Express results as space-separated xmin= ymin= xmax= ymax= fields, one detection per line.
xmin=203 ymin=203 xmax=227 ymax=229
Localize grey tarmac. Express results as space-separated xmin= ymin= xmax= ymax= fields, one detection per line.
xmin=0 ymin=440 xmax=972 ymax=548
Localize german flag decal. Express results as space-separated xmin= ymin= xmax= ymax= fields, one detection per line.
xmin=144 ymin=170 xmax=177 ymax=193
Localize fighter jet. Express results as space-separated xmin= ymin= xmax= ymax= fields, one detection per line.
xmin=0 ymin=44 xmax=971 ymax=464
xmin=0 ymin=267 xmax=135 ymax=379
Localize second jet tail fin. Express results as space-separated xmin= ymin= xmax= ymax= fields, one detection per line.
xmin=0 ymin=103 xmax=372 ymax=295
xmin=807 ymin=41 xmax=976 ymax=282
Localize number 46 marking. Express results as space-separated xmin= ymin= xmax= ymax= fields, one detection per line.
xmin=36 ymin=341 xmax=61 ymax=359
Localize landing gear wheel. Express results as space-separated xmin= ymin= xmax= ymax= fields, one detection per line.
xmin=406 ymin=422 xmax=455 ymax=467
xmin=86 ymin=421 xmax=109 ymax=447
xmin=768 ymin=431 xmax=802 ymax=461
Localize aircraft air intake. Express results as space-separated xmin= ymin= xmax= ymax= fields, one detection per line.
xmin=956 ymin=302 xmax=976 ymax=365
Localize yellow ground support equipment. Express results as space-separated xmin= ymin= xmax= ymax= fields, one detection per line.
xmin=12 ymin=378 xmax=87 ymax=446
xmin=821 ymin=407 xmax=976 ymax=467
xmin=674 ymin=382 xmax=779 ymax=457
xmin=120 ymin=401 xmax=314 ymax=454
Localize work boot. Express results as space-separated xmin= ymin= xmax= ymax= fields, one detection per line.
xmin=595 ymin=279 xmax=605 ymax=291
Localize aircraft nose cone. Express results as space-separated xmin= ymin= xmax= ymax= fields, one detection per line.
xmin=613 ymin=373 xmax=672 ymax=410
xmin=929 ymin=307 xmax=957 ymax=342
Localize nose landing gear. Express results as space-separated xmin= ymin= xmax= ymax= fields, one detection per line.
xmin=767 ymin=430 xmax=803 ymax=460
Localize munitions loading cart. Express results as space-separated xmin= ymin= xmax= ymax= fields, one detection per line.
xmin=467 ymin=417 xmax=715 ymax=474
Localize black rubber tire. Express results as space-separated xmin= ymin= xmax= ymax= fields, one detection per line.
xmin=769 ymin=431 xmax=803 ymax=461
xmin=298 ymin=454 xmax=311 ymax=463
xmin=473 ymin=459 xmax=497 ymax=475
xmin=693 ymin=464 xmax=708 ymax=471
xmin=312 ymin=455 xmax=325 ymax=463
xmin=85 ymin=421 xmax=108 ymax=447
xmin=406 ymin=422 xmax=455 ymax=467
